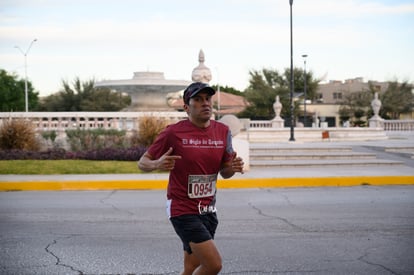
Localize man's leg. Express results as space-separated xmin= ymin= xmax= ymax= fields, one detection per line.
xmin=181 ymin=251 xmax=200 ymax=275
xmin=189 ymin=239 xmax=222 ymax=275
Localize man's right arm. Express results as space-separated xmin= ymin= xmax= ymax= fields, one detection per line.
xmin=138 ymin=152 xmax=160 ymax=172
xmin=138 ymin=147 xmax=181 ymax=172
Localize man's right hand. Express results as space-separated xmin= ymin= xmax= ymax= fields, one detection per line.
xmin=138 ymin=147 xmax=182 ymax=172
xmin=156 ymin=147 xmax=182 ymax=171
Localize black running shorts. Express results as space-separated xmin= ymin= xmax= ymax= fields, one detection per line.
xmin=170 ymin=213 xmax=218 ymax=254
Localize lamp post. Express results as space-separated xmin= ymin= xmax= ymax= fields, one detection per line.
xmin=289 ymin=0 xmax=295 ymax=141
xmin=15 ymin=38 xmax=37 ymax=112
xmin=302 ymin=54 xmax=308 ymax=127
xmin=216 ymin=67 xmax=221 ymax=119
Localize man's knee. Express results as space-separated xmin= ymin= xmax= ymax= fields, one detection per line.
xmin=183 ymin=251 xmax=200 ymax=274
xmin=210 ymin=260 xmax=222 ymax=273
xmin=184 ymin=262 xmax=199 ymax=274
xmin=196 ymin=261 xmax=222 ymax=275
xmin=190 ymin=239 xmax=222 ymax=274
xmin=201 ymin=257 xmax=222 ymax=274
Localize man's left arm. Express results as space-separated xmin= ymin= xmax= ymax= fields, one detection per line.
xmin=220 ymin=152 xmax=244 ymax=179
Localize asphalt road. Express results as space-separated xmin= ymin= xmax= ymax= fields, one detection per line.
xmin=1 ymin=186 xmax=413 ymax=275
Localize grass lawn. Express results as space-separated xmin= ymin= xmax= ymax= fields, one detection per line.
xmin=0 ymin=160 xmax=143 ymax=174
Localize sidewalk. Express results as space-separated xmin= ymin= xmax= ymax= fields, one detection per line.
xmin=1 ymin=133 xmax=413 ymax=191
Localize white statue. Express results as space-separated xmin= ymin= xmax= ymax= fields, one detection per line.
xmin=371 ymin=92 xmax=382 ymax=118
xmin=271 ymin=95 xmax=284 ymax=128
xmin=314 ymin=112 xmax=319 ymax=128
xmin=273 ymin=95 xmax=282 ymax=118
xmin=369 ymin=92 xmax=383 ymax=128
xmin=191 ymin=49 xmax=212 ymax=83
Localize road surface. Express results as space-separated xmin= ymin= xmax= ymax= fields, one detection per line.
xmin=1 ymin=186 xmax=413 ymax=274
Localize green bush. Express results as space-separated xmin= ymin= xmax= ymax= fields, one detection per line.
xmin=41 ymin=130 xmax=57 ymax=142
xmin=0 ymin=119 xmax=40 ymax=151
xmin=65 ymin=128 xmax=128 ymax=151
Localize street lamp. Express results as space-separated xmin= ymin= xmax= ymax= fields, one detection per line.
xmin=289 ymin=0 xmax=295 ymax=141
xmin=216 ymin=67 xmax=221 ymax=119
xmin=15 ymin=38 xmax=37 ymax=112
xmin=302 ymin=54 xmax=308 ymax=127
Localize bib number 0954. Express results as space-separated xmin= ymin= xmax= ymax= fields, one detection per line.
xmin=188 ymin=174 xmax=217 ymax=198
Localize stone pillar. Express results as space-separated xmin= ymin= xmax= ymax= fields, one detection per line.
xmin=85 ymin=117 xmax=89 ymax=129
xmin=103 ymin=118 xmax=108 ymax=129
xmin=47 ymin=117 xmax=52 ymax=129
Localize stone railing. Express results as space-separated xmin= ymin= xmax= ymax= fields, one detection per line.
xmin=0 ymin=112 xmax=188 ymax=132
xmin=382 ymin=120 xmax=414 ymax=131
xmin=246 ymin=119 xmax=414 ymax=131
xmin=248 ymin=120 xmax=273 ymax=128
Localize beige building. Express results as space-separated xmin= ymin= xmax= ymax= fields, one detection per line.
xmin=316 ymin=77 xmax=388 ymax=104
xmin=304 ymin=77 xmax=389 ymax=127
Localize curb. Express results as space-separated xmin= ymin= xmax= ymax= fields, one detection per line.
xmin=1 ymin=176 xmax=414 ymax=191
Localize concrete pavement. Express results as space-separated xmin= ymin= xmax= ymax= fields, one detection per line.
xmin=2 ymin=187 xmax=413 ymax=274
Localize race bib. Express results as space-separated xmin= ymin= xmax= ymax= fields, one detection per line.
xmin=188 ymin=174 xmax=217 ymax=198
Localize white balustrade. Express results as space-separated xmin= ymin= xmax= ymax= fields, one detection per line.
xmin=0 ymin=112 xmax=188 ymax=132
xmin=1 ymin=112 xmax=412 ymax=132
xmin=383 ymin=120 xmax=414 ymax=131
xmin=246 ymin=119 xmax=414 ymax=132
xmin=249 ymin=120 xmax=273 ymax=128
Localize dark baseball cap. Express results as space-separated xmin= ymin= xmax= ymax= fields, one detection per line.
xmin=183 ymin=82 xmax=216 ymax=104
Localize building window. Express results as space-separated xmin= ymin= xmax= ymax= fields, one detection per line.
xmin=316 ymin=93 xmax=323 ymax=103
xmin=333 ymin=92 xmax=342 ymax=100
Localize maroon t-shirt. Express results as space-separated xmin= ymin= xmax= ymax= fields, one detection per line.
xmin=147 ymin=119 xmax=234 ymax=217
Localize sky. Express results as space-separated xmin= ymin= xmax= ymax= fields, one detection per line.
xmin=1 ymin=0 xmax=413 ymax=96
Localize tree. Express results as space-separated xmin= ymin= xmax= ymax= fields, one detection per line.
xmin=37 ymin=77 xmax=131 ymax=111
xmin=379 ymin=81 xmax=413 ymax=119
xmin=338 ymin=106 xmax=352 ymax=125
xmin=237 ymin=70 xmax=278 ymax=120
xmin=339 ymin=90 xmax=372 ymax=127
xmin=210 ymin=85 xmax=243 ymax=96
xmin=237 ymin=67 xmax=320 ymax=121
xmin=339 ymin=80 xmax=414 ymax=124
xmin=284 ymin=67 xmax=319 ymax=102
xmin=80 ymin=87 xmax=131 ymax=111
xmin=0 ymin=69 xmax=39 ymax=112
